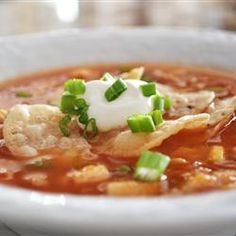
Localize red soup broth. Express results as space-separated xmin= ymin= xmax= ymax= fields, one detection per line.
xmin=0 ymin=64 xmax=235 ymax=196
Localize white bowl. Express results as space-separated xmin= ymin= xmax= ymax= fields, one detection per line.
xmin=0 ymin=28 xmax=236 ymax=236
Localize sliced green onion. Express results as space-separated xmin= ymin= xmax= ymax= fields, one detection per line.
xmin=60 ymin=93 xmax=76 ymax=114
xmin=64 ymin=79 xmax=86 ymax=95
xmin=105 ymin=78 xmax=127 ymax=102
xmin=79 ymin=111 xmax=89 ymax=125
xmin=60 ymin=94 xmax=88 ymax=115
xmin=153 ymin=95 xmax=165 ymax=112
xmin=127 ymin=114 xmax=156 ymax=133
xmin=74 ymin=98 xmax=88 ymax=113
xmin=150 ymin=110 xmax=163 ymax=126
xmin=164 ymin=96 xmax=172 ymax=110
xmin=101 ymin=72 xmax=114 ymax=82
xmin=59 ymin=115 xmax=72 ymax=137
xmin=60 ymin=93 xmax=77 ymax=114
xmin=15 ymin=91 xmax=32 ymax=98
xmin=104 ymin=87 xmax=116 ymax=102
xmin=134 ymin=151 xmax=170 ymax=181
xmin=140 ymin=82 xmax=156 ymax=97
xmin=83 ymin=118 xmax=98 ymax=139
xmin=117 ymin=165 xmax=132 ymax=173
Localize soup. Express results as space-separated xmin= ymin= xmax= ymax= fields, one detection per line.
xmin=0 ymin=64 xmax=235 ymax=196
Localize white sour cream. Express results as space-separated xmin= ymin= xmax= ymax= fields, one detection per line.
xmin=82 ymin=80 xmax=156 ymax=132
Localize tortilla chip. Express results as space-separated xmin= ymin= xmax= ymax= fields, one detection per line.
xmin=97 ymin=113 xmax=210 ymax=157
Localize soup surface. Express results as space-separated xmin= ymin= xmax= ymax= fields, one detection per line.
xmin=0 ymin=64 xmax=236 ymax=196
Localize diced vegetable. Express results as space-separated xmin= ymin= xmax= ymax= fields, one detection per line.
xmin=15 ymin=91 xmax=32 ymax=98
xmin=208 ymin=145 xmax=224 ymax=162
xmin=61 ymin=93 xmax=88 ymax=114
xmin=78 ymin=111 xmax=89 ymax=125
xmin=101 ymin=72 xmax=114 ymax=82
xmin=83 ymin=118 xmax=98 ymax=139
xmin=140 ymin=82 xmax=157 ymax=97
xmin=59 ymin=115 xmax=72 ymax=137
xmin=127 ymin=114 xmax=156 ymax=133
xmin=60 ymin=78 xmax=98 ymax=138
xmin=164 ymin=96 xmax=172 ymax=110
xmin=153 ymin=95 xmax=165 ymax=112
xmin=117 ymin=165 xmax=132 ymax=173
xmin=60 ymin=93 xmax=77 ymax=114
xmin=74 ymin=98 xmax=87 ymax=110
xmin=64 ymin=79 xmax=86 ymax=95
xmin=134 ymin=151 xmax=170 ymax=181
xmin=105 ymin=78 xmax=127 ymax=102
xmin=150 ymin=110 xmax=163 ymax=126
xmin=68 ymin=164 xmax=110 ymax=184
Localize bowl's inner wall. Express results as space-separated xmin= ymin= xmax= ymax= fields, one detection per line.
xmin=0 ymin=29 xmax=235 ymax=80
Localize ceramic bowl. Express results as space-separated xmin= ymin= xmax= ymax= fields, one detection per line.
xmin=0 ymin=28 xmax=236 ymax=236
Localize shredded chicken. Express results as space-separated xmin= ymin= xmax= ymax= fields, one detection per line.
xmin=23 ymin=172 xmax=48 ymax=186
xmin=3 ymin=104 xmax=93 ymax=157
xmin=182 ymin=170 xmax=236 ymax=193
xmin=0 ymin=159 xmax=22 ymax=174
xmin=156 ymin=83 xmax=215 ymax=117
xmin=107 ymin=180 xmax=159 ymax=196
xmin=68 ymin=164 xmax=110 ymax=184
xmin=97 ymin=113 xmax=210 ymax=157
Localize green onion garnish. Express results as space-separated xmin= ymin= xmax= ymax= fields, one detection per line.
xmin=150 ymin=110 xmax=163 ymax=126
xmin=79 ymin=111 xmax=89 ymax=125
xmin=117 ymin=165 xmax=132 ymax=173
xmin=75 ymin=98 xmax=88 ymax=113
xmin=164 ymin=96 xmax=172 ymax=110
xmin=101 ymin=72 xmax=114 ymax=82
xmin=59 ymin=115 xmax=72 ymax=137
xmin=64 ymin=79 xmax=86 ymax=95
xmin=127 ymin=114 xmax=156 ymax=133
xmin=153 ymin=95 xmax=165 ymax=112
xmin=105 ymin=78 xmax=127 ymax=102
xmin=140 ymin=82 xmax=156 ymax=97
xmin=60 ymin=93 xmax=77 ymax=114
xmin=15 ymin=91 xmax=32 ymax=98
xmin=83 ymin=118 xmax=98 ymax=139
xmin=134 ymin=151 xmax=170 ymax=181
xmin=60 ymin=94 xmax=88 ymax=115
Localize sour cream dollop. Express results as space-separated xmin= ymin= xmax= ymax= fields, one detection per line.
xmin=82 ymin=80 xmax=156 ymax=132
